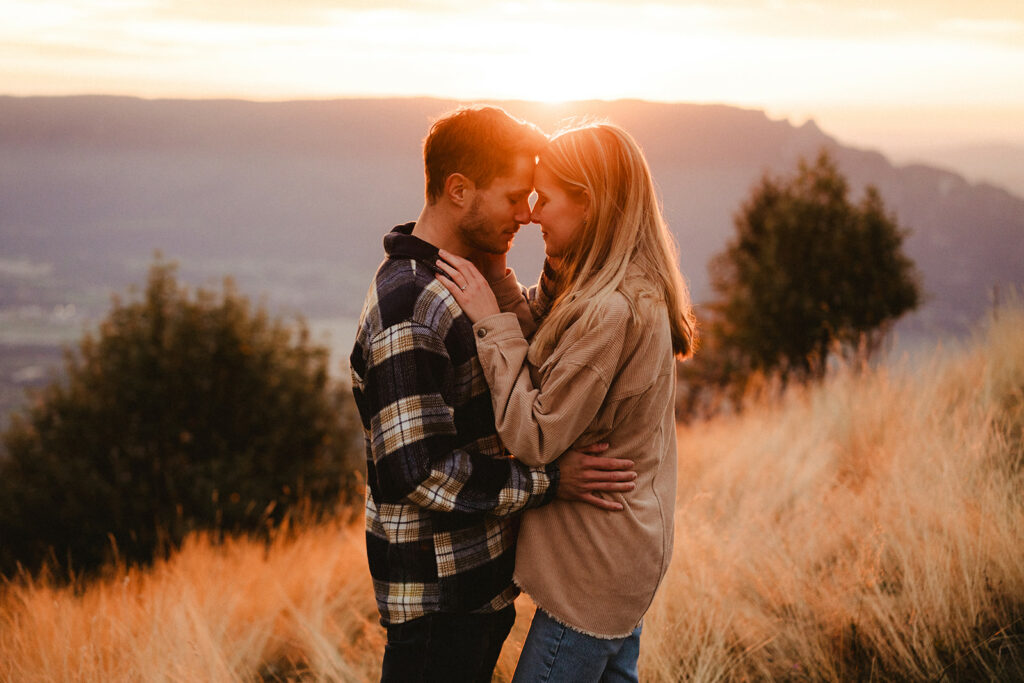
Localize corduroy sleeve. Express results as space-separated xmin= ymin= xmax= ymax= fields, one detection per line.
xmin=363 ymin=319 xmax=558 ymax=516
xmin=490 ymin=267 xmax=537 ymax=337
xmin=472 ymin=295 xmax=633 ymax=468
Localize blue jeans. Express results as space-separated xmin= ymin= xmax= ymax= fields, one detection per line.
xmin=380 ymin=605 xmax=516 ymax=682
xmin=511 ymin=608 xmax=642 ymax=683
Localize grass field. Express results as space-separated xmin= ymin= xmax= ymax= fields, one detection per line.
xmin=2 ymin=305 xmax=1022 ymax=681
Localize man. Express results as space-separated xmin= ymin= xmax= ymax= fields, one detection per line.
xmin=349 ymin=105 xmax=637 ymax=682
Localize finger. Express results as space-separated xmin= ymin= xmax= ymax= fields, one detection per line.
xmin=438 ymin=248 xmax=471 ymax=268
xmin=583 ymin=455 xmax=634 ymax=470
xmin=454 ymin=260 xmax=489 ymax=291
xmin=437 ymin=253 xmax=470 ymax=279
xmin=586 ymin=480 xmax=636 ymax=493
xmin=584 ymin=469 xmax=636 ymax=483
xmin=580 ymin=494 xmax=624 ymax=512
xmin=435 ymin=273 xmax=464 ymax=298
xmin=439 ymin=251 xmax=490 ymax=290
xmin=576 ymin=443 xmax=609 ymax=455
xmin=434 ymin=260 xmax=468 ymax=290
xmin=434 ymin=259 xmax=462 ymax=280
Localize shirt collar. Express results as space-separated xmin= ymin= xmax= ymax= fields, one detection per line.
xmin=383 ymin=222 xmax=440 ymax=268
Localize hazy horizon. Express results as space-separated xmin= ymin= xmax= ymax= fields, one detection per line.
xmin=4 ymin=0 xmax=1022 ymax=157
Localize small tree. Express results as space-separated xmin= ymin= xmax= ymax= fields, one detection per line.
xmin=0 ymin=259 xmax=362 ymax=576
xmin=707 ymin=150 xmax=921 ymax=383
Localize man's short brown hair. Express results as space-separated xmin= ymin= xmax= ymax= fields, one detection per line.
xmin=423 ymin=106 xmax=546 ymax=203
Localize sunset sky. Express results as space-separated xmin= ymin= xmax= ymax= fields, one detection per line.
xmin=3 ymin=0 xmax=1023 ymax=153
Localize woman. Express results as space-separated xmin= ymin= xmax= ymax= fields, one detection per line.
xmin=435 ymin=122 xmax=696 ymax=682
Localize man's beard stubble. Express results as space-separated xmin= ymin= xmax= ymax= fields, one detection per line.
xmin=456 ymin=195 xmax=511 ymax=256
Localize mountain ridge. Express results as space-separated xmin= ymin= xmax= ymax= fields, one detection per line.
xmin=1 ymin=95 xmax=1021 ymax=338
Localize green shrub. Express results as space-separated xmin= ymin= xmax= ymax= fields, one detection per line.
xmin=708 ymin=150 xmax=921 ymax=382
xmin=0 ymin=259 xmax=362 ymax=576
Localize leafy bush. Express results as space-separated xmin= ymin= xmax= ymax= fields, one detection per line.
xmin=678 ymin=150 xmax=922 ymax=419
xmin=709 ymin=150 xmax=920 ymax=379
xmin=0 ymin=259 xmax=362 ymax=576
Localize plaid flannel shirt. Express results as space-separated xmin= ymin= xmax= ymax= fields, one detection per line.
xmin=350 ymin=223 xmax=559 ymax=626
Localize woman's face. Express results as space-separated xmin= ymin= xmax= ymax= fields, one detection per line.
xmin=530 ymin=161 xmax=588 ymax=260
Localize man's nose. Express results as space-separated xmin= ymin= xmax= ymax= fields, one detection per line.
xmin=514 ymin=200 xmax=532 ymax=224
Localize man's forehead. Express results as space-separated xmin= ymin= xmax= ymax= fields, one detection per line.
xmin=494 ymin=154 xmax=537 ymax=191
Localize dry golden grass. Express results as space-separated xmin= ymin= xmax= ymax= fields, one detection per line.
xmin=642 ymin=306 xmax=1024 ymax=681
xmin=0 ymin=515 xmax=385 ymax=682
xmin=2 ymin=305 xmax=1022 ymax=681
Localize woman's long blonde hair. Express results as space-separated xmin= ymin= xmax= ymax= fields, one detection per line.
xmin=531 ymin=122 xmax=697 ymax=359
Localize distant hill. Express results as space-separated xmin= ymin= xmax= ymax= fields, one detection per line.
xmin=891 ymin=143 xmax=1024 ymax=199
xmin=1 ymin=95 xmax=1022 ymax=343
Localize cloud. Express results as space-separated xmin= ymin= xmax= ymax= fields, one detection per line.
xmin=940 ymin=18 xmax=1024 ymax=35
xmin=144 ymin=0 xmax=471 ymax=25
xmin=2 ymin=0 xmax=1023 ymax=111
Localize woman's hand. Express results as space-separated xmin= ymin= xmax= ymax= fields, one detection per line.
xmin=435 ymin=249 xmax=501 ymax=324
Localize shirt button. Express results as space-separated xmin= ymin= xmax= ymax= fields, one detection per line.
xmin=476 ymin=328 xmax=487 ymax=338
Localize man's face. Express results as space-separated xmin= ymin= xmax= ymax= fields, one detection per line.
xmin=456 ymin=154 xmax=535 ymax=255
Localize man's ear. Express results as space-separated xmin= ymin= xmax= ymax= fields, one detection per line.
xmin=444 ymin=173 xmax=474 ymax=208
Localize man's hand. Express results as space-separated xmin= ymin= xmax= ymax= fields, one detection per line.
xmin=556 ymin=443 xmax=635 ymax=511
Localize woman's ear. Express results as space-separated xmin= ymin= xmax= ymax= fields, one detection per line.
xmin=444 ymin=173 xmax=473 ymax=208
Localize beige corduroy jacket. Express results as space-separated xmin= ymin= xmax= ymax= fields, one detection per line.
xmin=476 ymin=270 xmax=678 ymax=638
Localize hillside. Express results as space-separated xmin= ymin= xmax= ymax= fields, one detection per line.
xmin=2 ymin=301 xmax=1021 ymax=681
xmin=1 ymin=94 xmax=1021 ymax=427
xmin=892 ymin=143 xmax=1024 ymax=198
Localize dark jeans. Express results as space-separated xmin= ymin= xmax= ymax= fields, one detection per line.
xmin=380 ymin=605 xmax=517 ymax=683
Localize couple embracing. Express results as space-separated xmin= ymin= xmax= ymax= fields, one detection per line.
xmin=349 ymin=105 xmax=696 ymax=682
